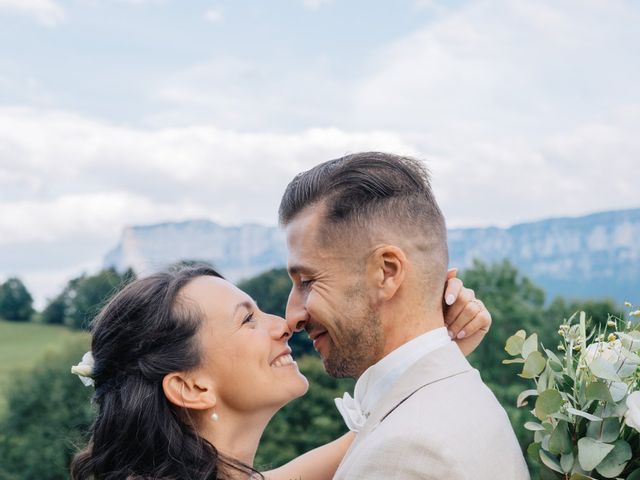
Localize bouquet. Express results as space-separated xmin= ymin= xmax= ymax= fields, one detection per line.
xmin=504 ymin=303 xmax=640 ymax=479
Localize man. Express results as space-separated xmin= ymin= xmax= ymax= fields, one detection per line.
xmin=279 ymin=152 xmax=529 ymax=479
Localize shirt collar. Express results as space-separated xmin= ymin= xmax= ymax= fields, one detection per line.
xmin=354 ymin=327 xmax=451 ymax=417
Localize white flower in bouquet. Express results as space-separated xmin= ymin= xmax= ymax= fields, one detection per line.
xmin=625 ymin=391 xmax=640 ymax=433
xmin=584 ymin=339 xmax=639 ymax=379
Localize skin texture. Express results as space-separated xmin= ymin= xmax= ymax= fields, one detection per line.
xmin=285 ymin=204 xmax=493 ymax=378
xmin=162 ymin=276 xmax=309 ymax=465
xmin=159 ymin=255 xmax=491 ymax=478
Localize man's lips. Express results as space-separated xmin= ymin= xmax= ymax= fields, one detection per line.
xmin=309 ymin=331 xmax=328 ymax=350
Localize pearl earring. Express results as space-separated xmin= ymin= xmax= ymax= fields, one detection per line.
xmin=211 ymin=411 xmax=219 ymax=422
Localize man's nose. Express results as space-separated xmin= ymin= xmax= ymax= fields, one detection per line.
xmin=285 ymin=287 xmax=307 ymax=332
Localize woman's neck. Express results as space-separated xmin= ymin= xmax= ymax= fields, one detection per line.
xmin=201 ymin=406 xmax=275 ymax=467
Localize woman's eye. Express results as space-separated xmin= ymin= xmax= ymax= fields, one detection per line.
xmin=242 ymin=313 xmax=255 ymax=325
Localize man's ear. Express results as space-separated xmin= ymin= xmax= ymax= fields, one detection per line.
xmin=368 ymin=245 xmax=407 ymax=302
xmin=162 ymin=372 xmax=216 ymax=411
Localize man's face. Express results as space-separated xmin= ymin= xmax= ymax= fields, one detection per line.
xmin=284 ymin=206 xmax=383 ymax=378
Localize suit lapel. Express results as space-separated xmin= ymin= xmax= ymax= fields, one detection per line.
xmin=357 ymin=342 xmax=473 ymax=438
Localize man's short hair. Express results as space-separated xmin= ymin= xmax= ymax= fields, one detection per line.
xmin=279 ymin=152 xmax=448 ymax=289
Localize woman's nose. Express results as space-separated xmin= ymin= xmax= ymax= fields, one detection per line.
xmin=268 ymin=314 xmax=292 ymax=340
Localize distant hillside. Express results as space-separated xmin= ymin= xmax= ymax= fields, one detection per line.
xmin=104 ymin=208 xmax=640 ymax=304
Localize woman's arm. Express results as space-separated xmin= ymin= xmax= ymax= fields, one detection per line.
xmin=262 ymin=432 xmax=355 ymax=480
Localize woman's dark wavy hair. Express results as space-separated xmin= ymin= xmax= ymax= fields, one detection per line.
xmin=70 ymin=265 xmax=263 ymax=480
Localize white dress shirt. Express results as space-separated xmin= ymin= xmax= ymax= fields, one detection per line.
xmin=335 ymin=327 xmax=452 ymax=432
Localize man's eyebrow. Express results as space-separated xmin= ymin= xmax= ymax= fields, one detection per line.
xmin=287 ymin=265 xmax=314 ymax=277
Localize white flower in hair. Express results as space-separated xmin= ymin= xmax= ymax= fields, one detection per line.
xmin=71 ymin=351 xmax=95 ymax=387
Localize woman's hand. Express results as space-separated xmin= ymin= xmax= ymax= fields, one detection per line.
xmin=443 ymin=268 xmax=492 ymax=357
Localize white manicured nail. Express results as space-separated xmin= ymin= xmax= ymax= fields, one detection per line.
xmin=457 ymin=330 xmax=466 ymax=339
xmin=445 ymin=294 xmax=455 ymax=305
xmin=448 ymin=330 xmax=455 ymax=339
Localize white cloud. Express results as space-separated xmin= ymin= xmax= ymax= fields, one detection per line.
xmin=0 ymin=0 xmax=65 ymax=26
xmin=204 ymin=6 xmax=223 ymax=23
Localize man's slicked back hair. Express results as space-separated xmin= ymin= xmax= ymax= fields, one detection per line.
xmin=278 ymin=152 xmax=449 ymax=284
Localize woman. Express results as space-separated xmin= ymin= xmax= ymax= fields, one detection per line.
xmin=70 ymin=265 xmax=486 ymax=479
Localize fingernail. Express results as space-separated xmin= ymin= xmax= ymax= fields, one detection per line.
xmin=445 ymin=294 xmax=455 ymax=306
xmin=457 ymin=330 xmax=466 ymax=339
xmin=448 ymin=330 xmax=455 ymax=339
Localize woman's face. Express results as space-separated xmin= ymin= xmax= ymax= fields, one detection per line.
xmin=182 ymin=275 xmax=309 ymax=414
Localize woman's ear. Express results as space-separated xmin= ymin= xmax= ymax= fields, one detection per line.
xmin=368 ymin=245 xmax=407 ymax=302
xmin=162 ymin=372 xmax=216 ymax=411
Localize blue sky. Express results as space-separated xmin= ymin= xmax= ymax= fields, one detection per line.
xmin=1 ymin=0 xmax=639 ymax=306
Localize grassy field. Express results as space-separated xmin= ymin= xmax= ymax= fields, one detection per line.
xmin=0 ymin=320 xmax=89 ymax=413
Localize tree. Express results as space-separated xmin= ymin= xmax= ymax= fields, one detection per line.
xmin=0 ymin=340 xmax=94 ymax=480
xmin=0 ymin=277 xmax=34 ymax=322
xmin=41 ymin=268 xmax=136 ymax=329
xmin=239 ymin=268 xmax=315 ymax=357
xmin=41 ymin=294 xmax=66 ymax=325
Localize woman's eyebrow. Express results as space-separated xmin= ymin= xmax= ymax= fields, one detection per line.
xmin=232 ymin=300 xmax=255 ymax=318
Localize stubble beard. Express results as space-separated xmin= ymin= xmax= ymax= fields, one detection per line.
xmin=323 ymin=303 xmax=383 ymax=379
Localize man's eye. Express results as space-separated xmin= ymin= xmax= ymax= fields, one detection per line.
xmin=242 ymin=313 xmax=255 ymax=325
xmin=299 ymin=279 xmax=313 ymax=289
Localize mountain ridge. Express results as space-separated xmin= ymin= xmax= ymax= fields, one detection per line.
xmin=105 ymin=207 xmax=640 ymax=304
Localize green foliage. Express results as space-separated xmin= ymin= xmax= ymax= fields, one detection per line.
xmin=0 ymin=340 xmax=94 ymax=480
xmin=504 ymin=308 xmax=640 ymax=479
xmin=0 ymin=277 xmax=34 ymax=322
xmin=42 ymin=268 xmax=135 ymax=330
xmin=255 ymin=355 xmax=354 ymax=469
xmin=239 ymin=268 xmax=314 ymax=357
xmin=0 ymin=320 xmax=89 ymax=415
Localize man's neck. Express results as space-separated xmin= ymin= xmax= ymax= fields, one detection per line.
xmin=379 ymin=308 xmax=445 ymax=360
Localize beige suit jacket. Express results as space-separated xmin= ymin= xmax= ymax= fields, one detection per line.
xmin=333 ymin=343 xmax=530 ymax=479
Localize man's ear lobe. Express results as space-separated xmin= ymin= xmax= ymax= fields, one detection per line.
xmin=162 ymin=372 xmax=216 ymax=411
xmin=371 ymin=245 xmax=406 ymax=301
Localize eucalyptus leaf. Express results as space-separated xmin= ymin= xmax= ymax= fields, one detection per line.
xmin=505 ymin=334 xmax=525 ymax=356
xmin=595 ymin=440 xmax=631 ymax=478
xmin=502 ymin=358 xmax=525 ymax=364
xmin=549 ymin=421 xmax=572 ymax=455
xmin=522 ymin=333 xmax=539 ymax=359
xmin=515 ymin=329 xmax=527 ymax=339
xmin=569 ymin=474 xmax=595 ymax=480
xmin=560 ymin=451 xmax=574 ymax=473
xmin=540 ymin=449 xmax=563 ymax=474
xmin=577 ymin=437 xmax=615 ymax=471
xmin=521 ymin=351 xmax=546 ymax=379
xmin=538 ymin=367 xmax=551 ymax=393
xmin=535 ymin=389 xmax=563 ymax=420
xmin=517 ymin=389 xmax=538 ymax=407
xmin=608 ymin=381 xmax=628 ymax=402
xmin=585 ymin=382 xmax=613 ymax=402
xmin=549 ymin=412 xmax=572 ymax=422
xmin=545 ymin=348 xmax=564 ymax=369
xmin=627 ymin=467 xmax=640 ymax=480
xmin=594 ymin=401 xmax=628 ymax=419
xmin=524 ymin=421 xmax=547 ymax=431
xmin=567 ymin=406 xmax=602 ymax=422
xmin=527 ymin=442 xmax=541 ymax=464
xmin=586 ymin=417 xmax=620 ymax=443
